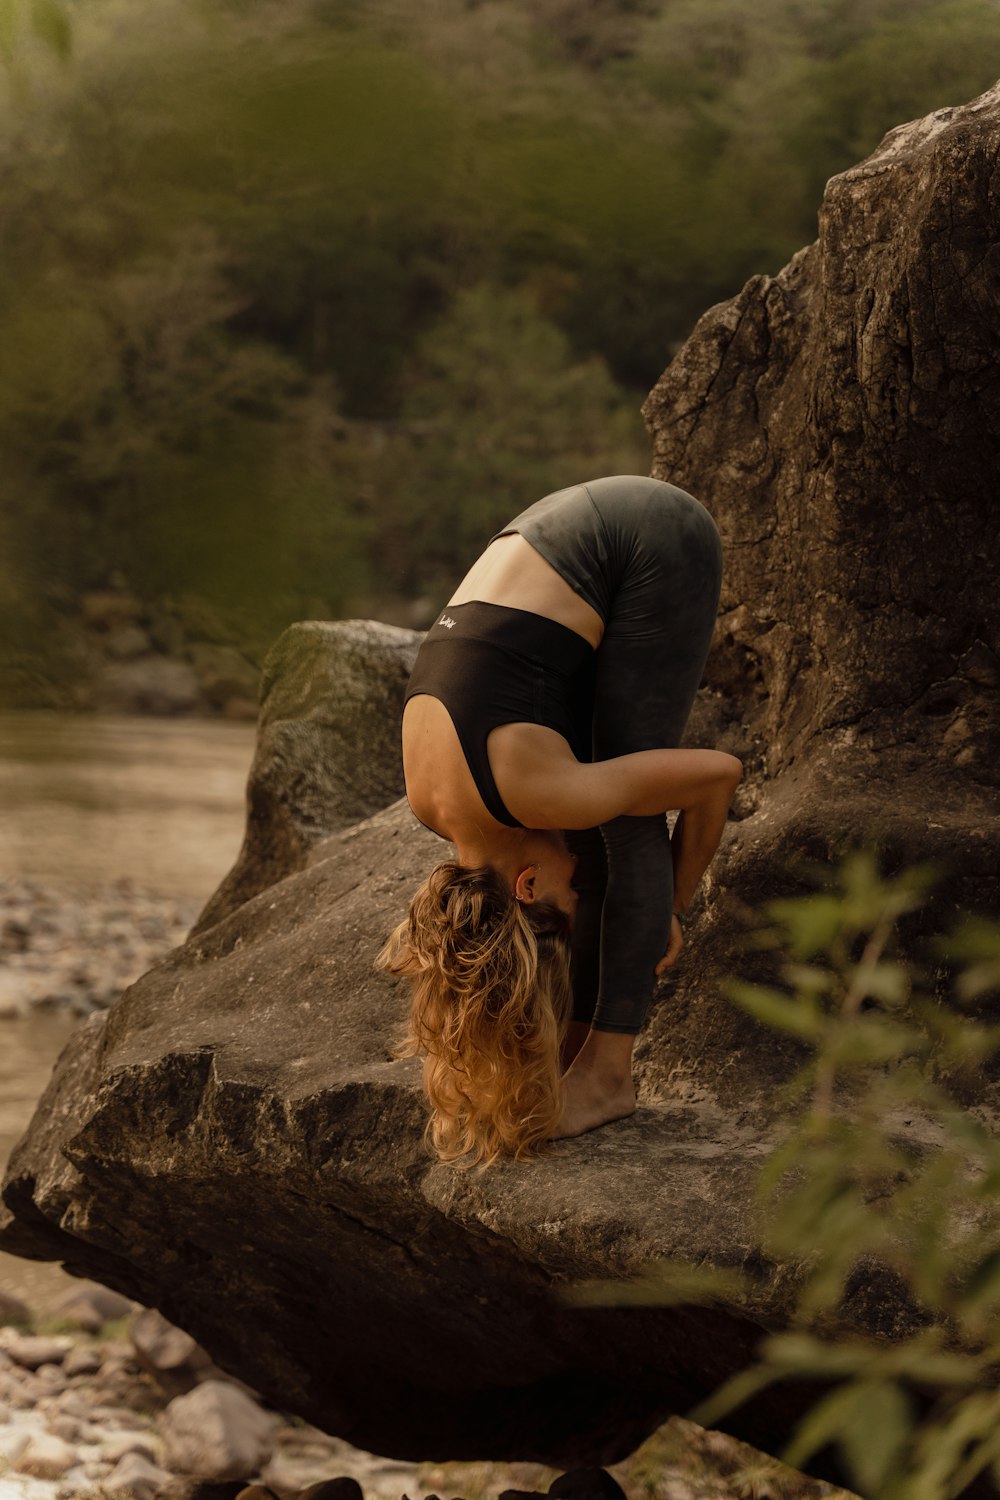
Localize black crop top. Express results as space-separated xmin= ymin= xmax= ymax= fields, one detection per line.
xmin=403 ymin=600 xmax=596 ymax=830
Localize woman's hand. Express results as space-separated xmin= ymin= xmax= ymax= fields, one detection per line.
xmin=655 ymin=914 xmax=684 ymax=976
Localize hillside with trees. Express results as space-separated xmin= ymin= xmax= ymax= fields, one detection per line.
xmin=3 ymin=0 xmax=999 ymax=705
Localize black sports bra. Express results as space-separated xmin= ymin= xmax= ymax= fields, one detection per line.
xmin=403 ymin=601 xmax=596 ymax=831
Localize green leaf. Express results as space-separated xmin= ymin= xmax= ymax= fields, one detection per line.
xmin=723 ymin=980 xmax=822 ymax=1039
xmin=759 ymin=1331 xmax=877 ymax=1378
xmin=960 ymin=1247 xmax=1000 ymax=1319
xmin=782 ymin=962 xmax=837 ymax=997
xmin=561 ymin=1259 xmax=742 ymax=1309
xmin=29 ymin=0 xmax=70 ymax=59
xmin=782 ymin=1380 xmax=870 ymax=1470
xmin=958 ymin=960 xmax=1000 ymax=1001
xmin=840 ymin=1381 xmax=915 ymax=1494
xmin=824 ymin=1016 xmax=924 ymax=1066
xmin=0 ymin=0 xmax=19 ymax=61
xmin=937 ymin=914 xmax=1000 ymax=963
xmin=765 ymin=894 xmax=846 ymax=957
xmin=850 ymin=960 xmax=911 ymax=1006
xmin=686 ymin=1361 xmax=783 ymax=1429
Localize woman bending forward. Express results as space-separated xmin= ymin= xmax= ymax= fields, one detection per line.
xmin=377 ymin=475 xmax=741 ymax=1165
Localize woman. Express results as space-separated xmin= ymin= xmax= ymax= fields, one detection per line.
xmin=377 ymin=475 xmax=741 ymax=1166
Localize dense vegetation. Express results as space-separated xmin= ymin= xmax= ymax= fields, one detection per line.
xmin=573 ymin=854 xmax=1000 ymax=1499
xmin=3 ymin=0 xmax=1000 ymax=694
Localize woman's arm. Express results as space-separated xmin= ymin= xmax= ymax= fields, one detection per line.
xmin=509 ymin=742 xmax=742 ymax=830
xmin=669 ymin=780 xmax=739 ymax=914
xmin=651 ymin=794 xmax=739 ymax=978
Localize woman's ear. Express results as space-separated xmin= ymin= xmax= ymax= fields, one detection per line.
xmin=513 ymin=864 xmax=539 ymax=904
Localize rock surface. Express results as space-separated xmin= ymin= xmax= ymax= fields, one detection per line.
xmin=191 ymin=620 xmax=421 ymax=934
xmin=0 ymin=798 xmax=913 ymax=1489
xmin=5 ymin=85 xmax=1000 ymax=1498
xmin=644 ymin=82 xmax=1000 ymax=913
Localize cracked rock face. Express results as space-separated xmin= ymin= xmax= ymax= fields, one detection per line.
xmin=3 ymin=88 xmax=1000 ymax=1495
xmin=645 ymin=84 xmax=1000 ymax=827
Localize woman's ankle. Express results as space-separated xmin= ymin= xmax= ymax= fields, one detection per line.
xmin=569 ymin=1027 xmax=636 ymax=1085
xmin=561 ymin=1020 xmax=592 ymax=1069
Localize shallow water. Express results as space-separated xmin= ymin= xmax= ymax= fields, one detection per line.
xmin=0 ymin=710 xmax=254 ymax=894
xmin=0 ymin=710 xmax=255 ymax=1309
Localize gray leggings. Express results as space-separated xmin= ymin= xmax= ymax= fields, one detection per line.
xmin=494 ymin=475 xmax=723 ymax=1034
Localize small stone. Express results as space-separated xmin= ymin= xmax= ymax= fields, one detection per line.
xmin=131 ymin=1305 xmax=218 ymax=1397
xmin=64 ymin=1344 xmax=104 ymax=1376
xmin=161 ymin=1378 xmax=275 ymax=1481
xmin=101 ymin=1337 xmax=137 ymax=1362
xmin=0 ymin=1380 xmax=32 ymax=1409
xmin=548 ymin=1470 xmax=627 ymax=1500
xmin=3 ymin=1333 xmax=73 ymax=1368
xmin=46 ymin=1414 xmax=82 ymax=1441
xmin=105 ymin=623 xmax=153 ymax=659
xmin=101 ymin=1429 xmax=161 ymax=1463
xmin=104 ymin=1448 xmax=175 ymax=1498
xmin=223 ymin=695 xmax=259 ymax=721
xmin=13 ymin=1428 xmax=79 ymax=1478
xmin=48 ymin=1280 xmax=137 ymax=1331
xmin=0 ymin=1427 xmax=29 ymax=1464
xmin=81 ymin=590 xmax=143 ymax=630
xmin=90 ymin=1402 xmax=155 ymax=1425
xmin=93 ymin=656 xmax=202 ymax=714
xmin=131 ymin=1308 xmax=201 ymax=1370
xmin=54 ymin=1390 xmax=93 ymax=1418
xmin=235 ymin=1488 xmax=282 ymax=1500
xmin=0 ymin=1287 xmax=32 ymax=1327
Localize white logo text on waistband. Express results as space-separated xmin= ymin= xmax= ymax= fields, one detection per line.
xmin=439 ymin=615 xmax=457 ymax=629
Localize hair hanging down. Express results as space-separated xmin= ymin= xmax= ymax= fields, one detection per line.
xmin=375 ymin=862 xmax=573 ymax=1168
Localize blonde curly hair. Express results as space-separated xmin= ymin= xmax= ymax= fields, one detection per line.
xmin=375 ymin=861 xmax=572 ymax=1167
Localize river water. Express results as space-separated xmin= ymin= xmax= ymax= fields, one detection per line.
xmin=0 ymin=710 xmax=255 ymax=1309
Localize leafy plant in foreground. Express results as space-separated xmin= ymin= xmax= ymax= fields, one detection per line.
xmin=568 ymin=851 xmax=1000 ymax=1499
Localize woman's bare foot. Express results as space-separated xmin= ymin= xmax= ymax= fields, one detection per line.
xmin=553 ymin=1028 xmax=637 ymax=1139
xmin=555 ymin=1068 xmax=636 ymax=1138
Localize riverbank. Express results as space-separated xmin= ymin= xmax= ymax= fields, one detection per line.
xmin=0 ymin=711 xmax=256 ymax=1309
xmin=0 ymin=1284 xmax=847 ymax=1500
xmin=0 ymin=878 xmax=196 ymax=1020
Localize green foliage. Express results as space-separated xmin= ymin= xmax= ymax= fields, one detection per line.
xmin=372 ymin=285 xmax=648 ymax=597
xmin=4 ymin=0 xmax=1000 ymax=689
xmin=0 ymin=0 xmax=72 ymax=69
xmin=566 ymin=852 xmax=1000 ymax=1499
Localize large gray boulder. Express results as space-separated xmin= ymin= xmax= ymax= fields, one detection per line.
xmin=193 ymin=619 xmax=421 ymax=933
xmin=0 ymin=798 xmax=882 ymax=1480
